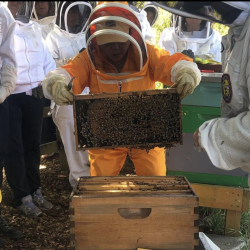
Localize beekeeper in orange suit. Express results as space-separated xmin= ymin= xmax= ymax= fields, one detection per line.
xmin=42 ymin=1 xmax=201 ymax=176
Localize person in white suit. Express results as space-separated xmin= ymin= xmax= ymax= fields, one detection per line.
xmin=0 ymin=2 xmax=23 ymax=246
xmin=153 ymin=1 xmax=250 ymax=186
xmin=158 ymin=5 xmax=222 ymax=63
xmin=127 ymin=1 xmax=156 ymax=45
xmin=4 ymin=1 xmax=55 ymax=218
xmin=141 ymin=1 xmax=159 ymax=27
xmin=31 ymin=2 xmax=58 ymax=153
xmin=45 ymin=1 xmax=92 ymax=188
xmin=31 ymin=1 xmax=57 ymax=39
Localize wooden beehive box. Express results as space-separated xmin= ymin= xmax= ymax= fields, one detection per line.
xmin=73 ymin=89 xmax=182 ymax=151
xmin=69 ymin=176 xmax=199 ymax=250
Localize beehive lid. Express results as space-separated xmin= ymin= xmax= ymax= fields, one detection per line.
xmin=73 ymin=89 xmax=182 ymax=151
xmin=71 ymin=176 xmax=198 ymax=199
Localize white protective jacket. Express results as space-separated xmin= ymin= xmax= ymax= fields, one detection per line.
xmin=12 ymin=20 xmax=56 ymax=95
xmin=198 ymin=14 xmax=250 ymax=173
xmin=158 ymin=26 xmax=222 ymax=63
xmin=137 ymin=9 xmax=156 ymax=45
xmin=46 ymin=25 xmax=86 ymax=68
xmin=0 ymin=2 xmax=17 ymax=104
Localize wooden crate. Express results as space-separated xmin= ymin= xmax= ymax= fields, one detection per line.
xmin=69 ymin=176 xmax=199 ymax=250
xmin=73 ymin=89 xmax=182 ymax=151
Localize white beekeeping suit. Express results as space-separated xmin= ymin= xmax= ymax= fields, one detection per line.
xmin=154 ymin=1 xmax=250 ymax=186
xmin=46 ymin=1 xmax=92 ymax=187
xmin=0 ymin=2 xmax=17 ymax=104
xmin=6 ymin=2 xmax=55 ymax=95
xmin=31 ymin=2 xmax=57 ymax=39
xmin=158 ymin=7 xmax=222 ymax=63
xmin=141 ymin=1 xmax=159 ymax=27
xmin=128 ymin=2 xmax=156 ymax=45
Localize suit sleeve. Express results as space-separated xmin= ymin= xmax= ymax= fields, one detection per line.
xmin=147 ymin=44 xmax=193 ymax=86
xmin=62 ymin=50 xmax=91 ymax=95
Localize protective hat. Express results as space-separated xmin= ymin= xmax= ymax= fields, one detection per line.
xmin=153 ymin=1 xmax=250 ymax=27
xmin=56 ymin=1 xmax=92 ymax=34
xmin=85 ymin=2 xmax=148 ymax=74
xmin=32 ymin=1 xmax=57 ymax=21
xmin=95 ymin=20 xmax=130 ymax=45
xmin=5 ymin=1 xmax=35 ymax=23
xmin=141 ymin=2 xmax=159 ymax=27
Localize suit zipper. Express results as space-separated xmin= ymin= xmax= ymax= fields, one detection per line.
xmin=117 ymin=81 xmax=123 ymax=92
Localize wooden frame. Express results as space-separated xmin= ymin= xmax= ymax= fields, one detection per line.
xmin=73 ymin=89 xmax=182 ymax=151
xmin=191 ymin=183 xmax=250 ymax=236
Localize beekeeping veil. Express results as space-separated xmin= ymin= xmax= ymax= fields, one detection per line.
xmin=32 ymin=2 xmax=57 ymax=25
xmin=85 ymin=1 xmax=148 ymax=75
xmin=141 ymin=2 xmax=159 ymax=27
xmin=4 ymin=1 xmax=35 ymax=23
xmin=153 ymin=1 xmax=250 ymax=27
xmin=56 ymin=1 xmax=92 ymax=34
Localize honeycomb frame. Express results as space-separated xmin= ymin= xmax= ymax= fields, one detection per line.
xmin=73 ymin=89 xmax=182 ymax=151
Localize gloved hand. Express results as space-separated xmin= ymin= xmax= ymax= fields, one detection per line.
xmin=0 ymin=64 xmax=17 ymax=104
xmin=181 ymin=49 xmax=195 ymax=62
xmin=171 ymin=60 xmax=201 ymax=100
xmin=45 ymin=74 xmax=73 ymax=106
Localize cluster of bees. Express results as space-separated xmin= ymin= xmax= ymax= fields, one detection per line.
xmin=74 ymin=91 xmax=182 ymax=151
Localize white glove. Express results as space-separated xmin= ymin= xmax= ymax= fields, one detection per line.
xmin=43 ymin=74 xmax=73 ymax=106
xmin=0 ymin=64 xmax=17 ymax=104
xmin=171 ymin=60 xmax=201 ymax=99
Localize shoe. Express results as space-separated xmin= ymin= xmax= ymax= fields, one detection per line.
xmin=0 ymin=215 xmax=23 ymax=239
xmin=32 ymin=187 xmax=53 ymax=210
xmin=17 ymin=195 xmax=42 ymax=218
xmin=41 ymin=153 xmax=55 ymax=159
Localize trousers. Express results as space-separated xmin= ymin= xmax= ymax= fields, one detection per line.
xmin=4 ymin=93 xmax=43 ymax=206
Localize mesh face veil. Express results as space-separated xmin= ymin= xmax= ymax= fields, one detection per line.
xmin=85 ymin=2 xmax=148 ymax=75
xmin=5 ymin=1 xmax=35 ymax=23
xmin=142 ymin=2 xmax=159 ymax=27
xmin=32 ymin=2 xmax=57 ymax=25
xmin=56 ymin=1 xmax=93 ymax=34
xmin=153 ymin=1 xmax=250 ymax=27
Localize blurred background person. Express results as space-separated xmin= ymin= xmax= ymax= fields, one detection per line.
xmin=45 ymin=1 xmax=92 ymax=188
xmin=31 ymin=2 xmax=58 ymax=157
xmin=31 ymin=1 xmax=57 ymax=39
xmin=158 ymin=6 xmax=222 ymax=63
xmin=127 ymin=1 xmax=156 ymax=44
xmin=0 ymin=2 xmax=23 ymax=246
xmin=142 ymin=1 xmax=159 ymax=27
xmin=5 ymin=1 xmax=55 ymax=218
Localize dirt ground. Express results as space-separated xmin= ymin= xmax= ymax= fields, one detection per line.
xmin=0 ymin=153 xmax=135 ymax=250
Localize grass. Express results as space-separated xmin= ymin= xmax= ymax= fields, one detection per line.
xmin=199 ymin=205 xmax=250 ymax=249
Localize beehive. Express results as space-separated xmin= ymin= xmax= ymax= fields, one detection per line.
xmin=69 ymin=176 xmax=199 ymax=250
xmin=73 ymin=89 xmax=182 ymax=151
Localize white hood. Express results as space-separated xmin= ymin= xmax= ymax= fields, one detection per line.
xmin=153 ymin=1 xmax=250 ymax=27
xmin=55 ymin=1 xmax=92 ymax=36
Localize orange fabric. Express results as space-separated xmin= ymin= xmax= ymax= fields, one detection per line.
xmin=63 ymin=43 xmax=193 ymax=94
xmin=62 ymin=42 xmax=192 ymax=176
xmin=89 ymin=147 xmax=166 ymax=176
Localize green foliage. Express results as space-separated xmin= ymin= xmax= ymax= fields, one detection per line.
xmin=152 ymin=8 xmax=172 ymax=45
xmin=199 ymin=207 xmax=226 ymax=235
xmin=212 ymin=23 xmax=229 ymax=37
xmin=199 ymin=203 xmax=250 ymax=248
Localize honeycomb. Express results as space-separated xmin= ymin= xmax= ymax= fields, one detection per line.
xmin=73 ymin=90 xmax=182 ymax=151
